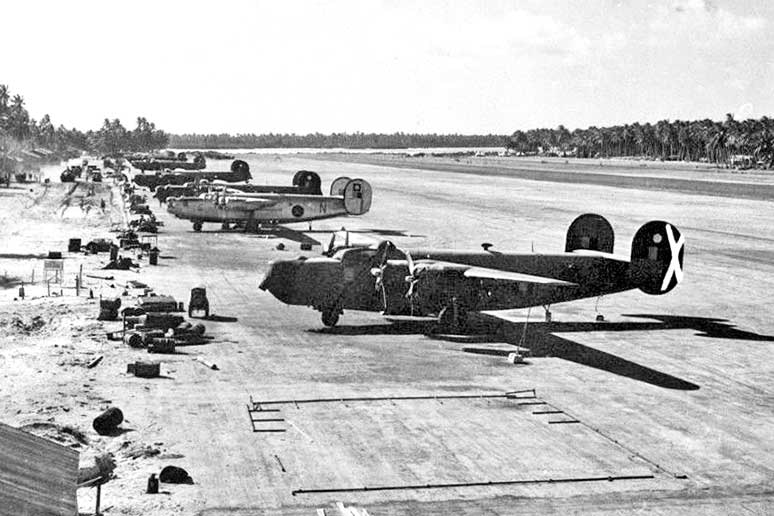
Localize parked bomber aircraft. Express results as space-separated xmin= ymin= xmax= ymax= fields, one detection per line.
xmin=166 ymin=177 xmax=372 ymax=232
xmin=154 ymin=170 xmax=326 ymax=203
xmin=133 ymin=159 xmax=251 ymax=190
xmin=259 ymin=214 xmax=685 ymax=327
xmin=129 ymin=152 xmax=206 ymax=171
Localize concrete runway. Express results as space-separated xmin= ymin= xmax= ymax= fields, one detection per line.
xmin=93 ymin=155 xmax=774 ymax=514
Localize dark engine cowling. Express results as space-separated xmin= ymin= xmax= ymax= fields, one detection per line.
xmin=565 ymin=213 xmax=615 ymax=253
xmin=630 ymin=220 xmax=684 ymax=295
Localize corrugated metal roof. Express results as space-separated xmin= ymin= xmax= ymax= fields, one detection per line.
xmin=0 ymin=422 xmax=79 ymax=516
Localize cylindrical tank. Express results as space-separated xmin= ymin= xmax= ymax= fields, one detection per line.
xmin=124 ymin=332 xmax=144 ymax=348
xmin=92 ymin=407 xmax=124 ymax=435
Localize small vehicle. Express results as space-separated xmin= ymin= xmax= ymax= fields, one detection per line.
xmin=84 ymin=238 xmax=114 ymax=253
xmin=188 ymin=287 xmax=209 ymax=318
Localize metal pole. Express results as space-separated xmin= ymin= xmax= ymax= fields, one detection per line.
xmin=95 ymin=483 xmax=101 ymax=516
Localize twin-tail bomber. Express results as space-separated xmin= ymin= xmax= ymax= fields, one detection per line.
xmin=260 ymin=214 xmax=685 ymax=327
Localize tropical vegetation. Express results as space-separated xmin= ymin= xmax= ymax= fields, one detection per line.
xmin=507 ymin=115 xmax=774 ymax=166
xmin=0 ymin=83 xmax=168 ymax=161
xmin=169 ymin=132 xmax=504 ymax=149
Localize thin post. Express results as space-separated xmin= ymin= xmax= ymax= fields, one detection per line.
xmin=95 ymin=483 xmax=101 ymax=516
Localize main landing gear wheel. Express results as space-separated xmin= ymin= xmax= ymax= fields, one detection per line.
xmin=193 ymin=221 xmax=203 ymax=232
xmin=438 ymin=302 xmax=467 ymax=333
xmin=321 ymin=309 xmax=340 ymax=327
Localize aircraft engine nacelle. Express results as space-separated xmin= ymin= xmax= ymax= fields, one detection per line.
xmin=630 ymin=221 xmax=684 ymax=295
xmin=343 ymin=179 xmax=372 ymax=216
xmin=565 ymin=213 xmax=615 ymax=253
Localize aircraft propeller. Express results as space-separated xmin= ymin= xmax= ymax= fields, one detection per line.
xmin=371 ymin=241 xmax=395 ymax=312
xmin=404 ymin=250 xmax=421 ymax=316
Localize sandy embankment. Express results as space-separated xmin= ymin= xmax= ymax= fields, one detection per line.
xmin=0 ymin=181 xmax=197 ymax=516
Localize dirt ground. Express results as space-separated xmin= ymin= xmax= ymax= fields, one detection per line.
xmin=1 ymin=155 xmax=773 ymax=515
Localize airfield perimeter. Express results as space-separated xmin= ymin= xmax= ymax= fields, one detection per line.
xmin=1 ymin=154 xmax=773 ymax=515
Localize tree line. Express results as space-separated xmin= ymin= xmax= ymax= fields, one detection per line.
xmin=169 ymin=132 xmax=506 ymax=149
xmin=507 ymin=115 xmax=774 ymax=166
xmin=0 ymin=83 xmax=168 ymax=161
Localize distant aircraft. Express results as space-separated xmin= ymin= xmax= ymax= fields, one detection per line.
xmin=129 ymin=151 xmax=206 ymax=171
xmin=133 ymin=159 xmax=251 ymax=190
xmin=259 ymin=214 xmax=685 ymax=327
xmin=154 ymin=170 xmax=326 ymax=202
xmin=166 ymin=177 xmax=372 ymax=232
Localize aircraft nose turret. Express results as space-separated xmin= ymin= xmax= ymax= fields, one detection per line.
xmin=260 ymin=256 xmax=344 ymax=307
xmin=260 ymin=260 xmax=301 ymax=304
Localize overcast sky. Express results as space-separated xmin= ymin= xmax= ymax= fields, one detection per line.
xmin=1 ymin=0 xmax=771 ymax=134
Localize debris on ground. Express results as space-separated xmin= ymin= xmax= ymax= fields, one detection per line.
xmin=103 ymin=257 xmax=139 ymax=270
xmin=194 ymin=357 xmax=218 ymax=370
xmin=93 ymin=407 xmax=124 ymax=436
xmin=124 ymin=443 xmax=162 ymax=460
xmin=159 ymin=465 xmax=193 ymax=484
xmin=0 ymin=315 xmax=46 ymax=334
xmin=127 ymin=361 xmax=161 ymax=378
xmin=78 ymin=453 xmax=116 ymax=486
xmin=98 ymin=298 xmax=121 ymax=320
xmin=20 ymin=421 xmax=89 ymax=447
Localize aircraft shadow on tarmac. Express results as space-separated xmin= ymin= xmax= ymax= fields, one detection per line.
xmin=202 ymin=314 xmax=239 ymax=323
xmin=316 ymin=315 xmax=774 ymax=391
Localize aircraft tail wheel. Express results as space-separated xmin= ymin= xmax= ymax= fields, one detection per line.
xmin=322 ymin=309 xmax=340 ymax=327
xmin=193 ymin=221 xmax=203 ymax=232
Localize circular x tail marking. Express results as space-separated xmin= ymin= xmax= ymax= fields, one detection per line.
xmin=661 ymin=224 xmax=685 ymax=292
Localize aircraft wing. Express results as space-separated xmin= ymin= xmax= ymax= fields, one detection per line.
xmin=224 ymin=197 xmax=280 ymax=209
xmin=247 ymin=224 xmax=321 ymax=246
xmin=416 ymin=260 xmax=576 ymax=286
xmin=463 ymin=267 xmax=577 ymax=285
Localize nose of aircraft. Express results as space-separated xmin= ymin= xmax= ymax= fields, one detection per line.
xmin=259 ymin=260 xmax=300 ymax=303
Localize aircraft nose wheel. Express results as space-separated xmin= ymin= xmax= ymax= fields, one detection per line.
xmin=321 ymin=309 xmax=340 ymax=327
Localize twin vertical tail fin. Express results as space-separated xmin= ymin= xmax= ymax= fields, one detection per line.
xmin=343 ymin=179 xmax=373 ymax=215
xmin=630 ymin=221 xmax=685 ymax=295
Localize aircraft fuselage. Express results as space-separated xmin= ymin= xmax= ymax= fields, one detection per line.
xmin=167 ymin=194 xmax=354 ymax=226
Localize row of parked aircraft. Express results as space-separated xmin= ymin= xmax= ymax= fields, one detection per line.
xmin=131 ymin=158 xmax=684 ymax=331
xmin=131 ymin=160 xmax=373 ymax=234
